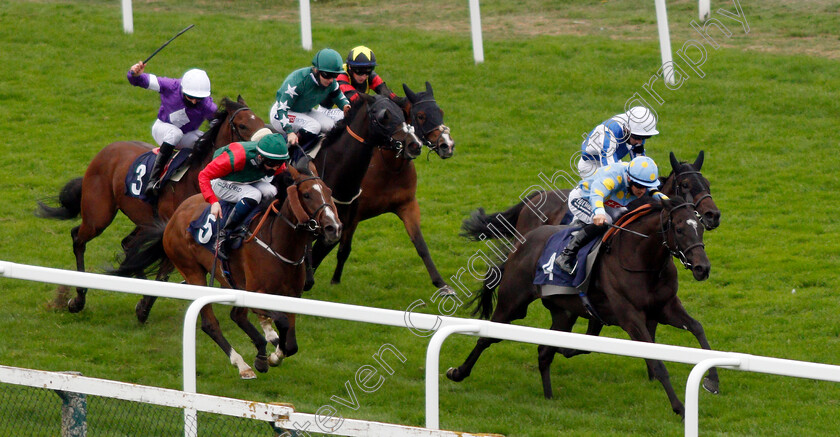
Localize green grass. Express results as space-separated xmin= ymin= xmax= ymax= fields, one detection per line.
xmin=1 ymin=0 xmax=840 ymax=436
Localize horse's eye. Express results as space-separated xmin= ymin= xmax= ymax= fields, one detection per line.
xmin=676 ymin=227 xmax=684 ymax=235
xmin=238 ymin=124 xmax=247 ymax=130
xmin=303 ymin=193 xmax=311 ymax=199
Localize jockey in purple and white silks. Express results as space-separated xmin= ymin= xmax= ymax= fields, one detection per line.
xmin=127 ymin=62 xmax=218 ymax=197
xmin=556 ymin=156 xmax=668 ymax=274
xmin=576 ymin=106 xmax=659 ymax=179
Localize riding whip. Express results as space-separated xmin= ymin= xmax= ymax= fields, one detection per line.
xmin=143 ymin=24 xmax=195 ymax=64
xmin=607 ymin=222 xmax=648 ymax=238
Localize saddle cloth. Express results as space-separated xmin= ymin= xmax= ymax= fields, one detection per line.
xmin=534 ymin=227 xmax=601 ymax=296
xmin=187 ymin=202 xmax=261 ymax=253
xmin=124 ymin=148 xmax=192 ymax=202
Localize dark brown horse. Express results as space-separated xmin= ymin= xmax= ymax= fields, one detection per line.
xmin=446 ymin=197 xmax=715 ymax=418
xmin=308 ymin=82 xmax=457 ymax=294
xmin=37 ymin=97 xmax=265 ymax=313
xmin=113 ymin=161 xmax=341 ymax=379
xmin=462 ymin=151 xmax=719 ymax=242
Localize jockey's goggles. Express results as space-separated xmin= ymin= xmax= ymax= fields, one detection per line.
xmin=630 ymin=134 xmax=651 ymax=141
xmin=352 ymin=67 xmax=373 ymax=75
xmin=319 ymin=71 xmax=339 ymax=80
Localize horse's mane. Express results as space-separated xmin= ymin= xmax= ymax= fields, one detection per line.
xmin=186 ymin=97 xmax=244 ymax=166
xmin=321 ymin=96 xmax=370 ymax=150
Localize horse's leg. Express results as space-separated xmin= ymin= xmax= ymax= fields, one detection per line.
xmin=558 ymin=318 xmax=603 ymax=358
xmin=658 ymin=296 xmax=720 ymax=394
xmin=395 ymin=200 xmax=452 ymax=294
xmin=612 ymin=299 xmax=685 ymax=418
xmin=135 ymin=259 xmax=173 ymax=323
xmin=330 ymin=215 xmax=361 ymax=285
xmin=255 ymin=312 xmax=284 ymax=367
xmin=446 ymin=280 xmax=535 ymax=382
xmin=310 ymin=238 xmax=338 ymax=273
xmin=303 ymin=244 xmax=315 ymax=291
xmin=645 ymin=319 xmax=658 ymax=380
xmin=68 ymin=195 xmax=118 ymax=313
xmin=229 ymin=306 xmax=270 ymax=374
xmin=198 ymin=304 xmax=256 ymax=379
xmin=537 ymin=300 xmax=579 ymax=399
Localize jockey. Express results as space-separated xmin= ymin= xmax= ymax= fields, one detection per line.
xmin=318 ymin=45 xmax=399 ymax=112
xmin=555 ymin=156 xmax=668 ymax=275
xmin=576 ymin=106 xmax=659 ymax=179
xmin=269 ymin=48 xmax=351 ymax=152
xmin=127 ymin=62 xmax=217 ymax=197
xmin=198 ymin=133 xmax=290 ymax=260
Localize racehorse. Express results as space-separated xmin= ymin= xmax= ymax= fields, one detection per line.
xmin=112 ymin=160 xmax=341 ymax=379
xmin=460 ymin=151 xmax=720 ymax=379
xmin=131 ymin=92 xmax=422 ymax=322
xmin=36 ymin=97 xmax=265 ymax=313
xmin=446 ymin=196 xmax=715 ymax=418
xmin=308 ymin=82 xmax=457 ymax=294
xmin=462 ymin=151 xmax=720 ymax=241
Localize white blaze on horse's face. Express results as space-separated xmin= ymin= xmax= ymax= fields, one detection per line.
xmin=312 ymin=184 xmax=338 ymax=223
xmin=687 ymin=219 xmax=699 ymax=236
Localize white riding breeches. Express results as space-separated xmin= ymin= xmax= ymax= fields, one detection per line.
xmin=269 ymin=102 xmax=338 ymax=135
xmin=576 ymin=158 xmax=600 ymax=179
xmin=211 ymin=178 xmax=277 ymax=205
xmin=152 ymin=119 xmax=202 ymax=148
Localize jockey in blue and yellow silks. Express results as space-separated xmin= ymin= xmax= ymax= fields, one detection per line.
xmin=556 ymin=156 xmax=668 ymax=274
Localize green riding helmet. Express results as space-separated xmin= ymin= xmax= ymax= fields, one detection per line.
xmin=312 ymin=48 xmax=344 ymax=74
xmin=256 ymin=133 xmax=290 ymax=161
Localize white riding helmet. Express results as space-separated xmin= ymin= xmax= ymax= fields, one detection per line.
xmin=181 ymin=69 xmax=211 ymax=98
xmin=625 ymin=106 xmax=659 ymax=137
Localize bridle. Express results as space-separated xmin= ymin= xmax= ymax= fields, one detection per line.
xmin=410 ymin=98 xmax=451 ymax=156
xmin=368 ymin=99 xmax=421 ymax=160
xmin=227 ymin=106 xmax=253 ymax=142
xmin=658 ymin=201 xmax=705 ymax=270
xmin=247 ymin=175 xmax=335 ymax=265
xmin=673 ymin=168 xmax=714 ymax=228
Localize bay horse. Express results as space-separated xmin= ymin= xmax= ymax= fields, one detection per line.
xmin=308 ymin=82 xmax=457 ymax=294
xmin=446 ymin=196 xmax=714 ymax=418
xmin=132 ymin=92 xmax=422 ymax=322
xmin=36 ymin=97 xmax=265 ymax=313
xmin=112 ymin=161 xmax=341 ymax=379
xmin=461 ymin=151 xmax=720 ymax=379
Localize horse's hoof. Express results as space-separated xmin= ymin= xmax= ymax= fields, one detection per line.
xmin=135 ymin=302 xmax=149 ymax=324
xmin=240 ymin=369 xmax=257 ymax=380
xmin=330 ymin=278 xmax=341 ymax=285
xmin=702 ymin=377 xmax=720 ymax=394
xmin=254 ymin=355 xmax=269 ymax=373
xmin=437 ymin=285 xmax=456 ymax=297
xmin=445 ymin=367 xmax=463 ymax=382
xmin=67 ymin=299 xmax=84 ymax=313
xmin=269 ymin=352 xmax=285 ymax=367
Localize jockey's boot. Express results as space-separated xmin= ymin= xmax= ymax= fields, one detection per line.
xmin=555 ymin=223 xmax=605 ymax=275
xmin=296 ymin=130 xmax=320 ymax=152
xmin=144 ymin=142 xmax=175 ymax=197
xmin=216 ymin=198 xmax=257 ymax=261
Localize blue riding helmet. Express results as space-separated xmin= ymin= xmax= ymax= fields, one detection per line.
xmin=627 ymin=156 xmax=661 ymax=188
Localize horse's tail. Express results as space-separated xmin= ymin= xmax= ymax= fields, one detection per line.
xmin=36 ymin=177 xmax=83 ymax=220
xmin=460 ymin=198 xmax=528 ymax=241
xmin=469 ymin=264 xmax=505 ymax=320
xmin=109 ymin=220 xmax=169 ymax=279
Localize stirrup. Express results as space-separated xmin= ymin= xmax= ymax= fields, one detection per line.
xmin=555 ymin=253 xmax=577 ymax=275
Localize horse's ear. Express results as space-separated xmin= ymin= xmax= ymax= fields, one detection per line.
xmin=287 ymin=162 xmax=300 ymax=179
xmin=693 ymin=150 xmax=704 ymax=170
xmin=425 ymin=81 xmax=434 ymax=97
xmin=307 ymin=159 xmax=319 ymax=177
xmin=669 ymin=151 xmax=679 ymax=172
xmin=660 ymin=195 xmax=673 ymax=210
xmin=237 ymin=95 xmax=245 ymax=105
xmin=403 ymin=83 xmax=418 ymax=103
xmin=377 ymin=108 xmax=390 ymax=124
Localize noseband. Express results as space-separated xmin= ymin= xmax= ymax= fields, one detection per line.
xmin=659 ymin=201 xmax=705 ymax=270
xmin=368 ymin=100 xmax=420 ymax=159
xmin=411 ymin=99 xmax=451 ymax=153
xmin=287 ymin=175 xmax=335 ymax=234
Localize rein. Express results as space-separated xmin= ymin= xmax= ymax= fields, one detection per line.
xmin=243 ymin=175 xmax=334 ymax=265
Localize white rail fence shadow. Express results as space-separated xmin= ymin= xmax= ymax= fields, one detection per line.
xmin=2 ymin=260 xmax=840 ymax=437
